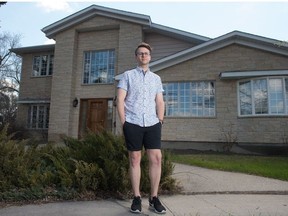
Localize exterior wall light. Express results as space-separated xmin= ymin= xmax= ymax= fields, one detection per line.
xmin=73 ymin=98 xmax=78 ymax=107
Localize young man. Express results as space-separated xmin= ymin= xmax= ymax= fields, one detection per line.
xmin=117 ymin=42 xmax=166 ymax=214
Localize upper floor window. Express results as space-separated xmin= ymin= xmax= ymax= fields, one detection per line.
xmin=163 ymin=81 xmax=215 ymax=117
xmin=238 ymin=77 xmax=288 ymax=116
xmin=32 ymin=54 xmax=54 ymax=76
xmin=27 ymin=104 xmax=49 ymax=129
xmin=83 ymin=50 xmax=115 ymax=84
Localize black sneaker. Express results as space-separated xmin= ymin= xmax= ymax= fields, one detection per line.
xmin=149 ymin=196 xmax=166 ymax=214
xmin=130 ymin=196 xmax=142 ymax=213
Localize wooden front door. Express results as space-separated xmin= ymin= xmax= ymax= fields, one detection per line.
xmin=87 ymin=99 xmax=107 ymax=133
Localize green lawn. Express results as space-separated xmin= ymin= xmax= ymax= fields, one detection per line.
xmin=170 ymin=153 xmax=288 ymax=181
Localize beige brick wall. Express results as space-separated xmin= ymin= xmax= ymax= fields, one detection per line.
xmin=117 ymin=22 xmax=143 ymax=73
xmin=16 ymin=52 xmax=52 ymax=135
xmin=47 ymin=27 xmax=77 ymax=141
xmin=18 ymin=53 xmax=52 ymax=100
xmin=48 ymin=15 xmax=144 ymax=141
xmin=157 ymin=44 xmax=288 ymax=144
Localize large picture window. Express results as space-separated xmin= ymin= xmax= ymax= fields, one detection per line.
xmin=238 ymin=77 xmax=288 ymax=116
xmin=32 ymin=54 xmax=54 ymax=76
xmin=27 ymin=104 xmax=49 ymax=129
xmin=83 ymin=50 xmax=115 ymax=84
xmin=163 ymin=81 xmax=215 ymax=117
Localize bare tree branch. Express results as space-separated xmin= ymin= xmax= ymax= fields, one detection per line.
xmin=0 ymin=31 xmax=22 ymax=126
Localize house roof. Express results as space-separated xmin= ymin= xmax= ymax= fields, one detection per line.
xmin=13 ymin=5 xmax=210 ymax=56
xmin=12 ymin=5 xmax=288 ymax=81
xmin=115 ymin=31 xmax=288 ymax=80
xmin=10 ymin=44 xmax=55 ymax=55
xmin=42 ymin=4 xmax=210 ymax=44
xmin=150 ymin=31 xmax=288 ymax=72
xmin=42 ymin=4 xmax=152 ymax=39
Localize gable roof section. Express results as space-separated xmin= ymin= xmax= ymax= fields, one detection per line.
xmin=42 ymin=4 xmax=152 ymax=39
xmin=150 ymin=31 xmax=288 ymax=72
xmin=42 ymin=4 xmax=210 ymax=45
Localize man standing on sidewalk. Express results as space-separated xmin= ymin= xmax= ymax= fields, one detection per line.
xmin=117 ymin=42 xmax=166 ymax=214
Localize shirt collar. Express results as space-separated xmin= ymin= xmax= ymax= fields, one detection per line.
xmin=136 ymin=66 xmax=150 ymax=74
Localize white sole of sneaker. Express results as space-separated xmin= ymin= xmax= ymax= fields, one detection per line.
xmin=130 ymin=209 xmax=141 ymax=214
xmin=149 ymin=206 xmax=166 ymax=214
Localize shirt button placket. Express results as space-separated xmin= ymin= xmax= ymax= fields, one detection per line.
xmin=143 ymin=72 xmax=146 ymax=127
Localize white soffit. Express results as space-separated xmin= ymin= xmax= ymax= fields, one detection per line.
xmin=219 ymin=70 xmax=288 ymax=80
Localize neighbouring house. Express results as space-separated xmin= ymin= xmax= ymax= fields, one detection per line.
xmin=12 ymin=5 xmax=288 ymax=154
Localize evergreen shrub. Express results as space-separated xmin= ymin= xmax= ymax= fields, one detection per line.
xmin=0 ymin=126 xmax=177 ymax=203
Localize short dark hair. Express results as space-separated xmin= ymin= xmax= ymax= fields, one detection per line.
xmin=135 ymin=42 xmax=152 ymax=56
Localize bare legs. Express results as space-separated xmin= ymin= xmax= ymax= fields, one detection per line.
xmin=147 ymin=149 xmax=162 ymax=197
xmin=129 ymin=151 xmax=142 ymax=197
xmin=129 ymin=149 xmax=162 ymax=197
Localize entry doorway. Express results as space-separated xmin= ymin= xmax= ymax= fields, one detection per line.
xmin=79 ymin=98 xmax=113 ymax=137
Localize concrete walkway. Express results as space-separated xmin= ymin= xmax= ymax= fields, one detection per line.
xmin=0 ymin=163 xmax=288 ymax=216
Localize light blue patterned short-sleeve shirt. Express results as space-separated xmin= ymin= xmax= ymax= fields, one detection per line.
xmin=117 ymin=67 xmax=164 ymax=127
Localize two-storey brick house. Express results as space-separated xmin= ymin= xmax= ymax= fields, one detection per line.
xmin=12 ymin=5 xmax=288 ymax=153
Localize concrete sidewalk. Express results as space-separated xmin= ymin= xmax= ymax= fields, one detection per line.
xmin=173 ymin=163 xmax=288 ymax=194
xmin=0 ymin=163 xmax=288 ymax=216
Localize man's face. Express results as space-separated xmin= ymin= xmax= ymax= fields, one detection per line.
xmin=135 ymin=47 xmax=151 ymax=66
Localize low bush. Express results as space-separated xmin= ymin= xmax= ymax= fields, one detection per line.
xmin=0 ymin=126 xmax=177 ymax=203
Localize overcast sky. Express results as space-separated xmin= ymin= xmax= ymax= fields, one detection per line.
xmin=1 ymin=1 xmax=288 ymax=47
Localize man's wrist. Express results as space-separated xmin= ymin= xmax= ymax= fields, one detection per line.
xmin=159 ymin=119 xmax=164 ymax=124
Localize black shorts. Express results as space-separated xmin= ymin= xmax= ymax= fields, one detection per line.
xmin=123 ymin=122 xmax=162 ymax=151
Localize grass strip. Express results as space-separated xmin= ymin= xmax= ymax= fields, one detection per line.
xmin=171 ymin=153 xmax=288 ymax=181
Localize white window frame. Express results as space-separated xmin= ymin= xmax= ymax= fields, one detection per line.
xmin=83 ymin=49 xmax=115 ymax=84
xmin=27 ymin=104 xmax=49 ymax=129
xmin=32 ymin=54 xmax=54 ymax=76
xmin=163 ymin=81 xmax=215 ymax=117
xmin=237 ymin=76 xmax=288 ymax=116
